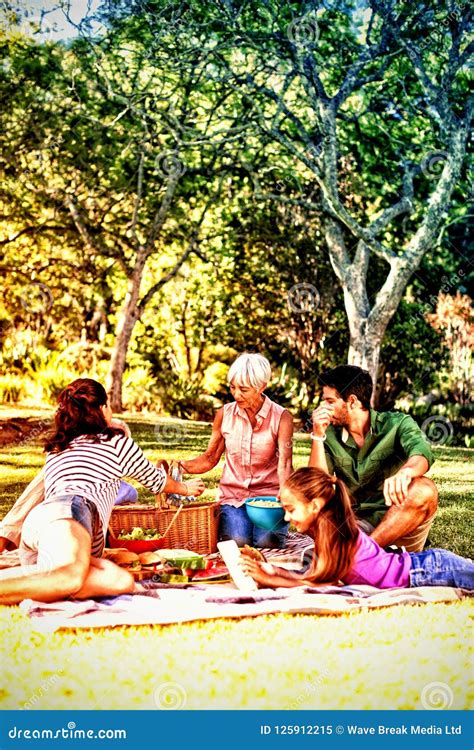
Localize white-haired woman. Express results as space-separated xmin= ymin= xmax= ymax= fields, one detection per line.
xmin=180 ymin=353 xmax=294 ymax=548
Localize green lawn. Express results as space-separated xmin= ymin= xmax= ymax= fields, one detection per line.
xmin=0 ymin=408 xmax=473 ymax=711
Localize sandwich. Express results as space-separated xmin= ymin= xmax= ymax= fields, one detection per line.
xmin=138 ymin=551 xmax=165 ymax=573
xmin=240 ymin=545 xmax=266 ymax=562
xmin=108 ymin=549 xmax=141 ymax=571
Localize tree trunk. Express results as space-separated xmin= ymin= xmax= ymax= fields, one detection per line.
xmin=347 ymin=318 xmax=387 ymax=406
xmin=107 ymin=254 xmax=146 ymax=412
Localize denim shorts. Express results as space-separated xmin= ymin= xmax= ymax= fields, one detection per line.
xmin=409 ymin=548 xmax=474 ymax=589
xmin=20 ymin=495 xmax=104 ymax=566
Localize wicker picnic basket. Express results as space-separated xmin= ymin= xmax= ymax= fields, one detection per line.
xmin=109 ymin=501 xmax=220 ymax=555
xmin=109 ymin=460 xmax=220 ymax=555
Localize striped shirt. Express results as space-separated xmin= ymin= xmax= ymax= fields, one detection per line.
xmin=44 ymin=433 xmax=166 ymax=541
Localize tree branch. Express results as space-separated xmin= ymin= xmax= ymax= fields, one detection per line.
xmin=65 ymin=196 xmax=131 ymax=275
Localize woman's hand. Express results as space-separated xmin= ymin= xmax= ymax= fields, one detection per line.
xmin=182 ymin=479 xmax=206 ymax=497
xmin=110 ymin=419 xmax=131 ymax=438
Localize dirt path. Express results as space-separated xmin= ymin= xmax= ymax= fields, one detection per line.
xmin=0 ymin=418 xmax=51 ymax=448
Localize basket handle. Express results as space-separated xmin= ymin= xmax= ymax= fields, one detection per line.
xmin=161 ymin=504 xmax=183 ymax=538
xmin=154 ymin=459 xmax=183 ymax=509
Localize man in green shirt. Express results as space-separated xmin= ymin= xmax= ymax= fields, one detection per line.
xmin=309 ymin=365 xmax=438 ymax=552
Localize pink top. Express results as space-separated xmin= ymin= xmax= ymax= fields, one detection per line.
xmin=343 ymin=531 xmax=412 ymax=588
xmin=218 ymin=395 xmax=285 ymax=507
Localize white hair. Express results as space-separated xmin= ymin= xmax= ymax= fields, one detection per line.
xmin=227 ymin=353 xmax=272 ymax=390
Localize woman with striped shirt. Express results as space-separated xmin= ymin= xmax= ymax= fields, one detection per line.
xmin=0 ymin=379 xmax=205 ymax=605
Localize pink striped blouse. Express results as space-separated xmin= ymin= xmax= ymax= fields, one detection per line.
xmin=218 ymin=395 xmax=286 ymax=507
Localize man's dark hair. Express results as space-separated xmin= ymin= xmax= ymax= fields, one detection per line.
xmin=318 ymin=366 xmax=373 ymax=410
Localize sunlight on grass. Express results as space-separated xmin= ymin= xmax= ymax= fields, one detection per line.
xmin=0 ymin=601 xmax=472 ymax=710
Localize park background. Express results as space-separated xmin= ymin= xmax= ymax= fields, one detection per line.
xmin=0 ymin=0 xmax=473 ymax=713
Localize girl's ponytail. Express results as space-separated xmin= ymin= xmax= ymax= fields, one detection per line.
xmin=285 ymin=468 xmax=359 ymax=584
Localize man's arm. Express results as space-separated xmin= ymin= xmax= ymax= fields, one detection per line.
xmin=308 ymin=404 xmax=333 ymax=472
xmin=277 ymin=410 xmax=294 ymax=489
xmin=383 ymin=455 xmax=430 ymax=506
xmin=383 ymin=415 xmax=434 ymax=506
xmin=0 ymin=468 xmax=46 ymax=551
xmin=180 ymin=409 xmax=225 ymax=474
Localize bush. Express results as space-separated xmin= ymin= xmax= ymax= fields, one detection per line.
xmin=122 ymin=367 xmax=161 ymax=412
xmin=396 ymin=395 xmax=473 ymax=448
xmin=0 ymin=374 xmax=28 ymax=403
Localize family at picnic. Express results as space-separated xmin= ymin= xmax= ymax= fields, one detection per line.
xmin=0 ymin=353 xmax=472 ymax=605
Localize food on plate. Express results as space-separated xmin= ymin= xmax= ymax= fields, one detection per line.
xmin=240 ymin=545 xmax=267 ymax=562
xmin=157 ymin=549 xmax=206 ymax=570
xmin=109 ymin=549 xmax=142 ymax=570
xmin=159 ymin=573 xmax=189 ymax=584
xmin=138 ymin=551 xmax=163 ymax=566
xmin=191 ymin=564 xmax=230 ymax=582
xmin=103 ymin=548 xmax=129 ymax=562
xmin=117 ymin=527 xmax=163 ymax=541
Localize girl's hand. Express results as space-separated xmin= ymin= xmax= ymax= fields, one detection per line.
xmin=182 ymin=479 xmax=206 ymax=497
xmin=241 ymin=557 xmax=276 ymax=586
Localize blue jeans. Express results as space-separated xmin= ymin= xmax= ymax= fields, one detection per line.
xmin=218 ymin=504 xmax=289 ymax=548
xmin=114 ymin=481 xmax=138 ymax=505
xmin=409 ymin=548 xmax=474 ymax=589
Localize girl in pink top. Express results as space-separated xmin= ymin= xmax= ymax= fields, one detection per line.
xmin=242 ymin=467 xmax=474 ymax=590
xmin=181 ymin=354 xmax=294 ymax=547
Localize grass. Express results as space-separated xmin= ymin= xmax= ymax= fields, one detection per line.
xmin=0 ymin=407 xmax=473 ymax=710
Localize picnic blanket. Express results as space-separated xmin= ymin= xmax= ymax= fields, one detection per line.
xmin=19 ymin=584 xmax=469 ymax=632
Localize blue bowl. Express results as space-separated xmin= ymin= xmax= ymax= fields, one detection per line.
xmin=245 ymin=496 xmax=286 ymax=531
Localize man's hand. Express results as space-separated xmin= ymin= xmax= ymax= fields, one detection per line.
xmin=383 ymin=468 xmax=414 ymax=507
xmin=182 ymin=479 xmax=206 ymax=497
xmin=311 ymin=404 xmax=334 ymax=437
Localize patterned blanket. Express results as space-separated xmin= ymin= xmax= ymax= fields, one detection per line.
xmin=18 ymin=584 xmax=469 ymax=632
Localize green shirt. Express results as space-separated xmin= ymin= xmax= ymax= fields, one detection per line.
xmin=324 ymin=409 xmax=434 ymax=526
